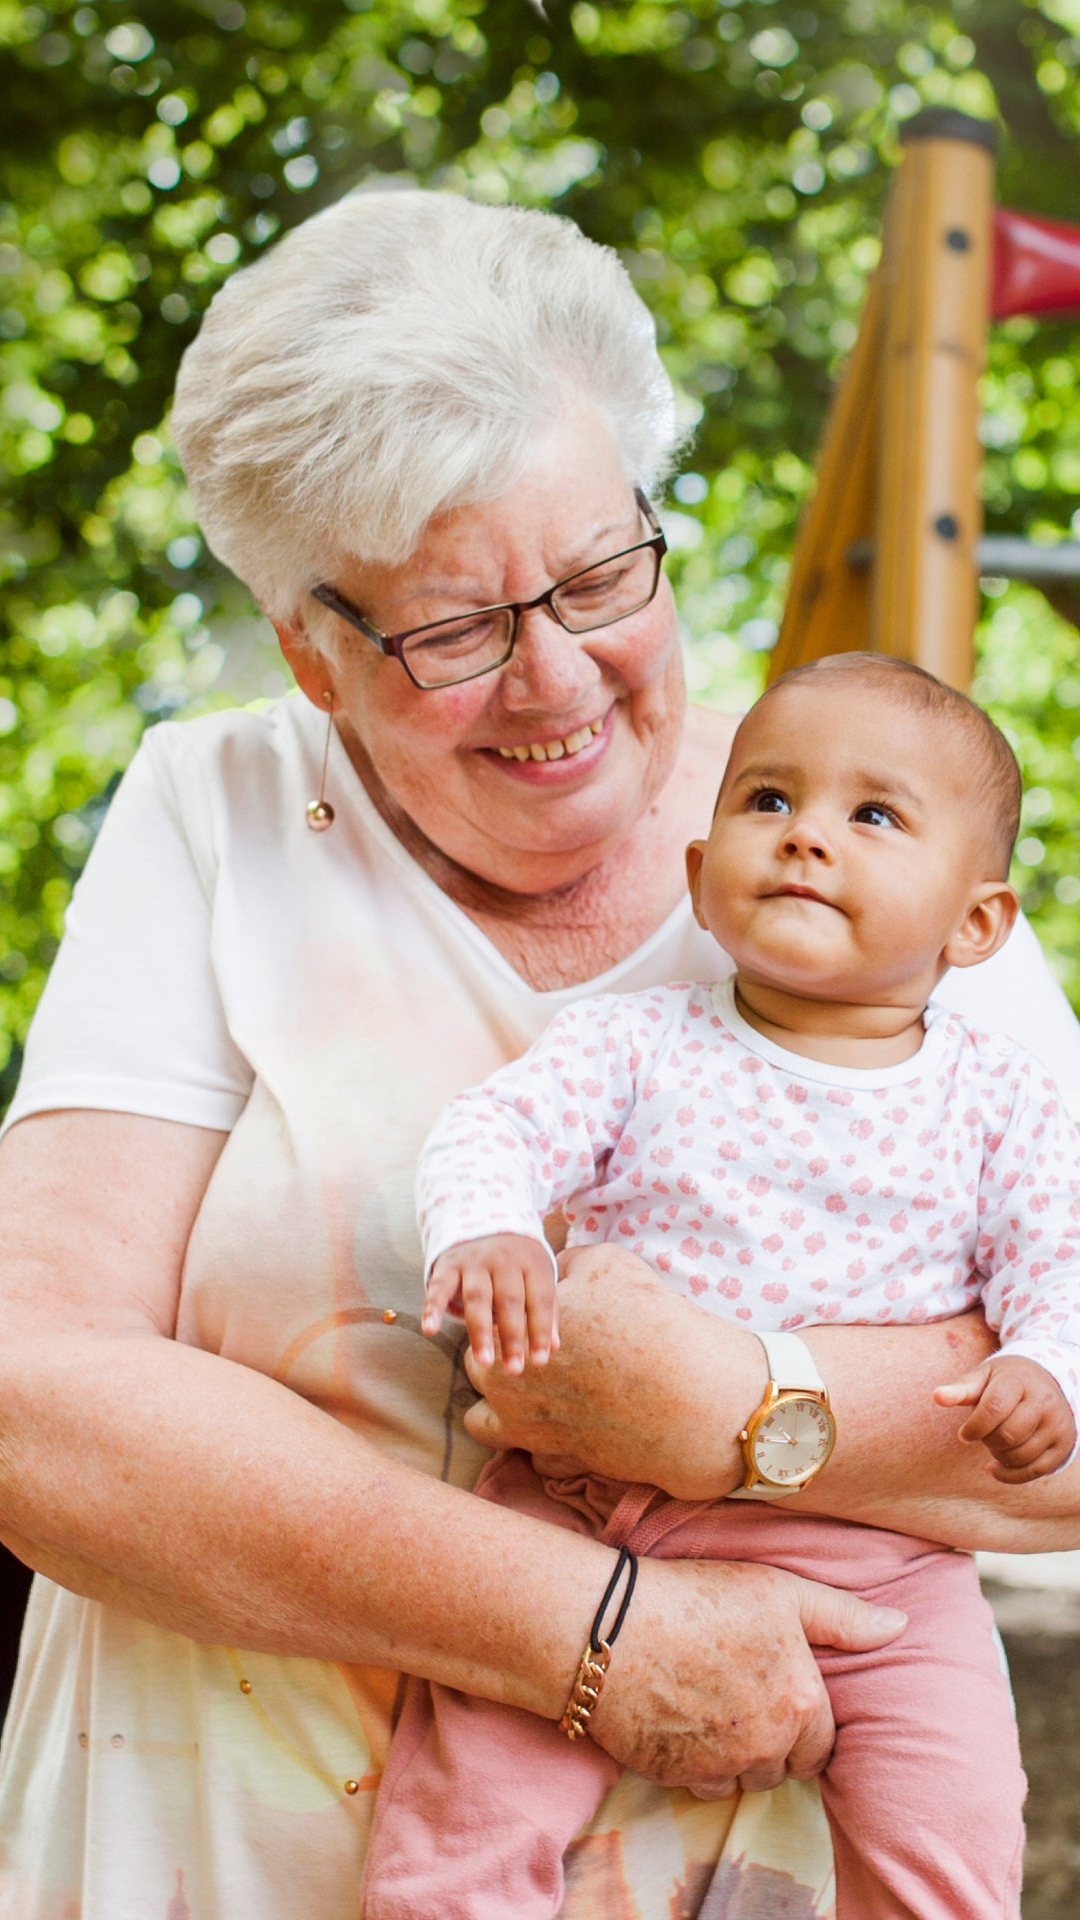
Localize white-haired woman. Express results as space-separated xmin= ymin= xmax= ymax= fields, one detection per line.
xmin=0 ymin=189 xmax=1078 ymax=1920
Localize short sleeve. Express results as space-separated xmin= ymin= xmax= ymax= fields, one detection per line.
xmin=2 ymin=728 xmax=253 ymax=1137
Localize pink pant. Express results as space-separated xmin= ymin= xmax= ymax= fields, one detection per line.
xmin=361 ymin=1451 xmax=1025 ymax=1920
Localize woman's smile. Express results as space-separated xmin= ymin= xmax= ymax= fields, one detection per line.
xmin=482 ymin=711 xmax=610 ymax=779
xmin=490 ymin=715 xmax=606 ymax=764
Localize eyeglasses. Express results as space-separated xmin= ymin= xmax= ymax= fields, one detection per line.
xmin=310 ymin=490 xmax=667 ymax=691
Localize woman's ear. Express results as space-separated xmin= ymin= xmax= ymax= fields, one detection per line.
xmin=276 ymin=622 xmax=335 ymax=709
xmin=685 ymin=840 xmax=707 ymax=928
xmin=942 ymin=881 xmax=1020 ymax=971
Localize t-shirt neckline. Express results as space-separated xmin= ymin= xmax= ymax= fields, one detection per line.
xmin=710 ymin=975 xmax=950 ymax=1088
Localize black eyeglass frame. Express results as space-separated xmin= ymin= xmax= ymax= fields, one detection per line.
xmin=310 ymin=489 xmax=667 ymax=690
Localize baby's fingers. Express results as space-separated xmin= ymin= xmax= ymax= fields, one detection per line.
xmin=486 ymin=1259 xmax=528 ymax=1375
xmin=954 ymin=1375 xmax=1027 ymax=1447
xmin=989 ymin=1437 xmax=1071 ymax=1484
xmin=983 ymin=1424 xmax=1049 ymax=1471
xmin=525 ymin=1266 xmax=559 ymax=1367
xmin=421 ymin=1260 xmax=464 ymax=1338
xmin=459 ymin=1265 xmax=498 ymax=1369
xmin=933 ymin=1364 xmax=992 ymax=1414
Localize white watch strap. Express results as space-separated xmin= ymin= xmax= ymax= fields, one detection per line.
xmin=729 ymin=1481 xmax=805 ymax=1502
xmin=756 ymin=1329 xmax=826 ymax=1396
xmin=728 ymin=1331 xmax=829 ymax=1502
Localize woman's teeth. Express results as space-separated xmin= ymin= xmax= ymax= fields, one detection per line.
xmin=496 ymin=720 xmax=603 ymax=763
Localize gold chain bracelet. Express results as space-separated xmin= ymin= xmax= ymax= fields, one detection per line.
xmin=559 ymin=1637 xmax=613 ymax=1740
xmin=557 ymin=1545 xmax=637 ymax=1742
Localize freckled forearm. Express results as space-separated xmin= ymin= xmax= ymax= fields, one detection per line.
xmin=797 ymin=1317 xmax=1080 ymax=1548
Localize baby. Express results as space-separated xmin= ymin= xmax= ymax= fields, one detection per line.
xmin=363 ymin=654 xmax=1080 ymax=1920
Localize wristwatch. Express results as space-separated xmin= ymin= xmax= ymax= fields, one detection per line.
xmin=729 ymin=1330 xmax=837 ymax=1500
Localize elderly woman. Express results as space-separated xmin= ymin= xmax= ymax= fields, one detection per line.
xmin=1 ymin=189 xmax=1079 ymax=1920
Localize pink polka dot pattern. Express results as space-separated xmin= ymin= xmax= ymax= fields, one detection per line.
xmin=418 ymin=978 xmax=1080 ymax=1421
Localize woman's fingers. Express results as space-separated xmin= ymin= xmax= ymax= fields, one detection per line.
xmin=461 ymin=1394 xmax=503 ymax=1449
xmin=790 ymin=1573 xmax=907 ymax=1653
xmin=588 ymin=1561 xmax=855 ymax=1793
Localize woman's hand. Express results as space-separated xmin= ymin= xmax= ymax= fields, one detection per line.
xmin=589 ymin=1555 xmax=907 ymax=1794
xmin=464 ymin=1244 xmax=749 ymax=1498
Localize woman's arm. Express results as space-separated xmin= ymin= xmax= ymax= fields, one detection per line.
xmin=0 ymin=1108 xmax=900 ymax=1793
xmin=464 ymin=1247 xmax=1080 ymax=1552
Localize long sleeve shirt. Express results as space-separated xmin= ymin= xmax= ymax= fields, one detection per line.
xmin=417 ymin=975 xmax=1080 ymax=1429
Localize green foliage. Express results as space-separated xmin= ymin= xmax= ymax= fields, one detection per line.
xmin=3 ymin=0 xmax=1080 ymax=1112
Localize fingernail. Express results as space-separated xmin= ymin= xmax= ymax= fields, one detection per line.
xmin=476 ymin=1346 xmax=493 ymax=1367
xmin=505 ymin=1354 xmax=524 ymax=1375
xmin=872 ymin=1607 xmax=907 ymax=1632
xmin=532 ymin=1348 xmax=549 ymax=1366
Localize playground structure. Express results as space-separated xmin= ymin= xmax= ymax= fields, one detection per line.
xmin=771 ymin=107 xmax=1080 ymax=692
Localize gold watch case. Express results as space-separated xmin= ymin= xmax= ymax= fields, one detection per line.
xmin=739 ymin=1384 xmax=838 ymax=1492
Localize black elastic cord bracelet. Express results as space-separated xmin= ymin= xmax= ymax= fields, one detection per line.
xmin=560 ymin=1545 xmax=640 ymax=1741
xmin=589 ymin=1544 xmax=638 ymax=1653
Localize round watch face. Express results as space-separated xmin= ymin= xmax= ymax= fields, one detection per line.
xmin=750 ymin=1394 xmax=836 ymax=1487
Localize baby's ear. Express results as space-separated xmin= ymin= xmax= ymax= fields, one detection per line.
xmin=942 ymin=881 xmax=1020 ymax=971
xmin=685 ymin=840 xmax=707 ymax=927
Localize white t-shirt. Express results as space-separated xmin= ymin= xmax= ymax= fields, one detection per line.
xmin=3 ymin=694 xmax=1080 ymax=1920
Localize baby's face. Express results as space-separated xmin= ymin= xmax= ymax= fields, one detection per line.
xmin=688 ymin=680 xmax=995 ymax=1006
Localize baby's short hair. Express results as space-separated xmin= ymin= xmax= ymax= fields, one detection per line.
xmin=762 ymin=652 xmax=1021 ymax=878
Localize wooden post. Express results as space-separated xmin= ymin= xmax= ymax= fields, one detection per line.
xmin=767 ymin=266 xmax=883 ymax=678
xmin=770 ymin=109 xmax=997 ymax=692
xmin=871 ymin=111 xmax=997 ymax=688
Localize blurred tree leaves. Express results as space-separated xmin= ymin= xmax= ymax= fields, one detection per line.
xmin=3 ymin=0 xmax=1080 ymax=1111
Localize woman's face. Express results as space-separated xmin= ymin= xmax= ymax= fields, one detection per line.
xmin=291 ymin=413 xmax=685 ymax=896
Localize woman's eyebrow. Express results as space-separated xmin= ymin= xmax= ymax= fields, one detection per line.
xmin=387 ymin=517 xmax=640 ymax=614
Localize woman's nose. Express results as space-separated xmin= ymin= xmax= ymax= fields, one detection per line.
xmin=499 ymin=604 xmax=599 ymax=710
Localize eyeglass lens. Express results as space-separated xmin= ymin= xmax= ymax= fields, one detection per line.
xmin=402 ymin=544 xmax=661 ymax=689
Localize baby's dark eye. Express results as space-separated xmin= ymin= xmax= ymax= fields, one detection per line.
xmin=749 ymin=790 xmax=791 ymax=814
xmin=853 ymin=803 xmax=898 ymax=828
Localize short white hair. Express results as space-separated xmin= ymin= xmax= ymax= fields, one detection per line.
xmin=170 ymin=188 xmax=681 ymax=635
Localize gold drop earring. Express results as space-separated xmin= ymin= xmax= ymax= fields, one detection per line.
xmin=306 ymin=691 xmax=336 ymax=832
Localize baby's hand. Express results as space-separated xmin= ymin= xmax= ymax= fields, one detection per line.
xmin=934 ymin=1355 xmax=1076 ymax=1484
xmin=421 ymin=1233 xmax=559 ymax=1374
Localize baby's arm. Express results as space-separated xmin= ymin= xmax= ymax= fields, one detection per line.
xmin=422 ymin=1232 xmax=559 ymax=1372
xmin=944 ymin=1042 xmax=1080 ymax=1482
xmin=934 ymin=1356 xmax=1076 ymax=1484
xmin=416 ymin=993 xmax=651 ymax=1369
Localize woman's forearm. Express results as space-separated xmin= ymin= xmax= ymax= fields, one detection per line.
xmin=0 ymin=1111 xmax=606 ymax=1716
xmin=467 ymin=1251 xmax=1080 ymax=1552
xmin=0 ymin=1322 xmax=617 ymax=1714
xmin=800 ymin=1317 xmax=1080 ymax=1551
xmin=0 ymin=1115 xmax=914 ymax=1794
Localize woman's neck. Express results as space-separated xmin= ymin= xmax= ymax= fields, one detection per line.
xmin=344 ymin=705 xmax=736 ymax=991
